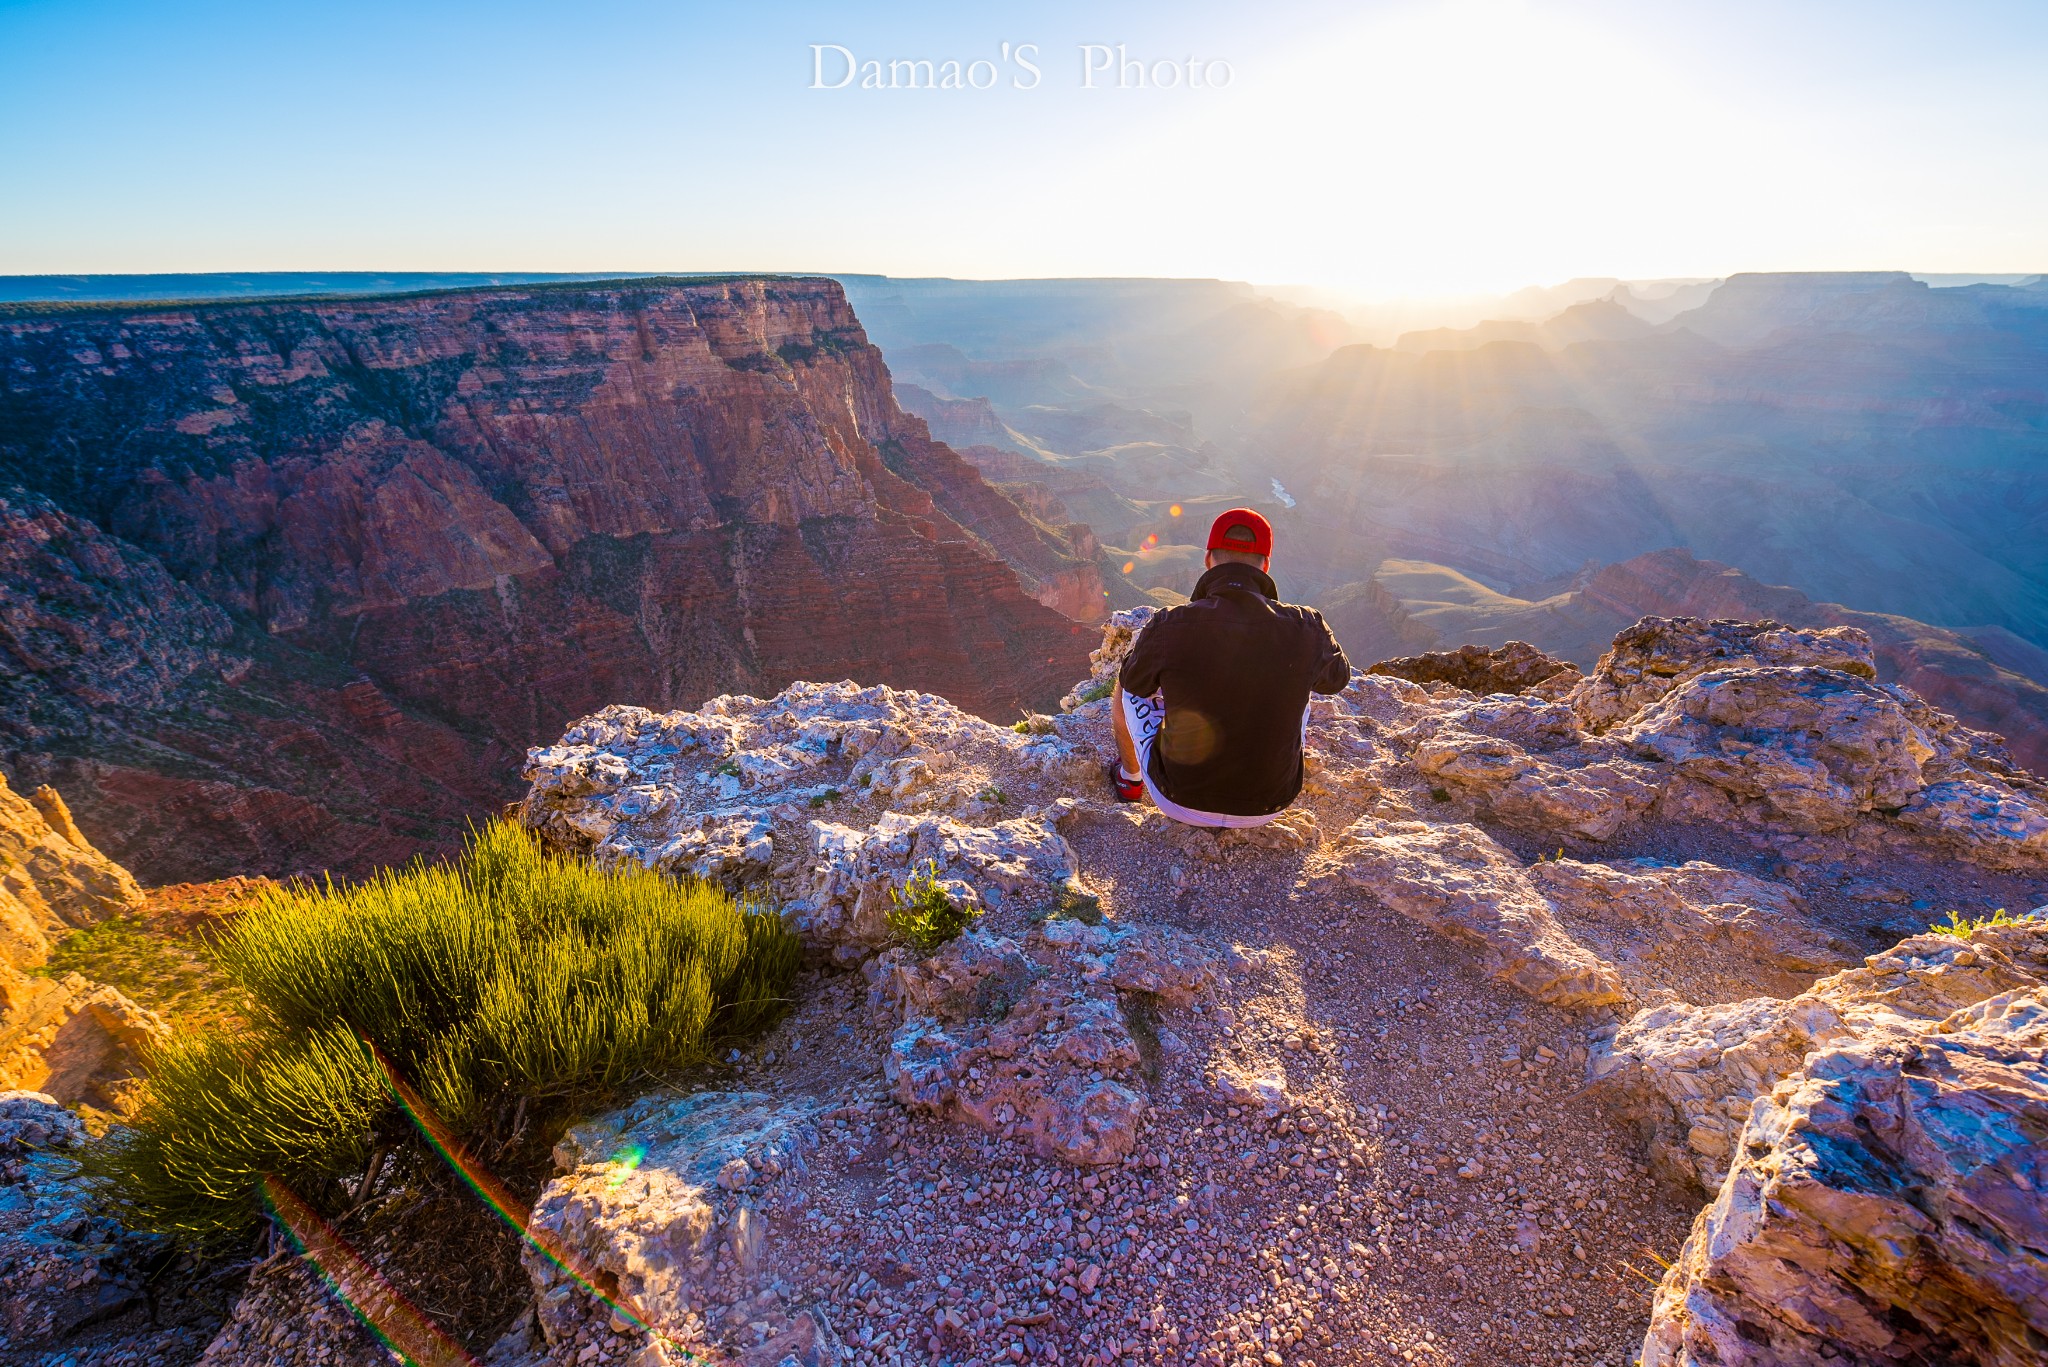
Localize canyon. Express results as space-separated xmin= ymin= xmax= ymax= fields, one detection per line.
xmin=1251 ymin=272 xmax=2048 ymax=647
xmin=0 ymin=278 xmax=1100 ymax=882
xmin=6 ymin=269 xmax=2048 ymax=893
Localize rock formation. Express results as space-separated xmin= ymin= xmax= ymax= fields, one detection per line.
xmin=1367 ymin=640 xmax=1580 ymax=697
xmin=1634 ymin=928 xmax=2048 ymax=1367
xmin=0 ymin=278 xmax=1099 ymax=881
xmin=1575 ymin=550 xmax=2048 ymax=773
xmin=489 ymin=607 xmax=2048 ymax=1366
xmin=1 ymin=1090 xmax=191 ymax=1357
xmin=0 ymin=772 xmax=163 ymax=1115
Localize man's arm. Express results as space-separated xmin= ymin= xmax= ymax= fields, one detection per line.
xmin=1306 ymin=610 xmax=1351 ymax=694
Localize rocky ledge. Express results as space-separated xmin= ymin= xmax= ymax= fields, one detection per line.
xmin=18 ymin=611 xmax=2045 ymax=1367
xmin=486 ymin=612 xmax=2048 ymax=1367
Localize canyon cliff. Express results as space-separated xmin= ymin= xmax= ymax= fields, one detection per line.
xmin=0 ymin=278 xmax=1099 ymax=882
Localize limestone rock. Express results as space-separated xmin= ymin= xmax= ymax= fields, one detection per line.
xmin=1573 ymin=616 xmax=1879 ymax=732
xmin=1898 ymin=777 xmax=2048 ymax=859
xmin=0 ymin=776 xmax=160 ymax=1111
xmin=0 ymin=1090 xmax=161 ymax=1349
xmin=1412 ymin=730 xmax=1660 ymax=842
xmin=1619 ymin=667 xmax=1939 ymax=832
xmin=1318 ymin=818 xmax=1628 ymax=1010
xmin=1593 ymin=918 xmax=2048 ymax=1190
xmin=1531 ymin=858 xmax=1853 ymax=980
xmin=1368 ymin=640 xmax=1581 ymax=698
xmin=527 ymin=1090 xmax=824 ymax=1347
xmin=795 ymin=810 xmax=1080 ymax=964
xmin=0 ymin=771 xmax=144 ymax=971
xmin=522 ymin=682 xmax=1090 ymax=962
xmin=0 ymin=975 xmax=169 ymax=1116
xmin=880 ymin=919 xmax=1218 ymax=1165
xmin=1641 ymin=988 xmax=2048 ymax=1367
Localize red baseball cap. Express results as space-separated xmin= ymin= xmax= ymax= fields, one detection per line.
xmin=1206 ymin=507 xmax=1273 ymax=558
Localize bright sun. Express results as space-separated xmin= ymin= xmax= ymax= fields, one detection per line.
xmin=1078 ymin=0 xmax=1828 ymax=296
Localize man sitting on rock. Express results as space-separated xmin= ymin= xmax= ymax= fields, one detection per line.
xmin=1110 ymin=508 xmax=1351 ymax=827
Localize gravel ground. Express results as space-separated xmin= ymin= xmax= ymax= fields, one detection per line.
xmin=676 ymin=810 xmax=1695 ymax=1367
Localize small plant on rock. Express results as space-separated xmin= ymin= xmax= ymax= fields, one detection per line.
xmin=1074 ymin=678 xmax=1114 ymax=705
xmin=887 ymin=859 xmax=979 ymax=956
xmin=1928 ymin=906 xmax=2037 ymax=939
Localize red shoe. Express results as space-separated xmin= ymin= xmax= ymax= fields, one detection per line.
xmin=1106 ymin=761 xmax=1145 ymax=803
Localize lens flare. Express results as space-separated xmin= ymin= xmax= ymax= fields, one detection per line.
xmin=1144 ymin=534 xmax=1159 ymax=548
xmin=262 ymin=1176 xmax=482 ymax=1367
xmin=1121 ymin=561 xmax=1136 ymax=574
xmin=1168 ymin=504 xmax=1182 ymax=517
xmin=360 ymin=1041 xmax=696 ymax=1355
xmin=605 ymin=1142 xmax=648 ymax=1190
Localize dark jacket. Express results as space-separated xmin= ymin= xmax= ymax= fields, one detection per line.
xmin=1118 ymin=562 xmax=1351 ymax=816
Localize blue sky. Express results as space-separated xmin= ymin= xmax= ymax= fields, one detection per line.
xmin=2 ymin=0 xmax=2044 ymax=293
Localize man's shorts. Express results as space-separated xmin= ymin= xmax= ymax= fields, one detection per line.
xmin=1119 ymin=690 xmax=1290 ymax=830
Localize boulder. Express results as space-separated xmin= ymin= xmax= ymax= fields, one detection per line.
xmin=1573 ymin=616 xmax=1878 ymax=732
xmin=1318 ymin=818 xmax=1629 ymax=1010
xmin=520 ymin=682 xmax=1093 ymax=962
xmin=795 ymin=811 xmax=1080 ymax=964
xmin=1619 ymin=667 xmax=1938 ymax=832
xmin=0 ymin=1090 xmax=161 ymax=1348
xmin=1412 ymin=731 xmax=1660 ymax=842
xmin=1641 ymin=988 xmax=2048 ymax=1367
xmin=1368 ymin=640 xmax=1581 ymax=698
xmin=1593 ymin=918 xmax=2048 ymax=1190
xmin=525 ymin=1090 xmax=824 ymax=1347
xmin=879 ymin=918 xmax=1218 ymax=1165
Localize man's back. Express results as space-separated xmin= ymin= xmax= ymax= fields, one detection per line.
xmin=1118 ymin=561 xmax=1350 ymax=817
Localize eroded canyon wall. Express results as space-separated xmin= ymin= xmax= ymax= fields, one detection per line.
xmin=0 ymin=278 xmax=1097 ymax=880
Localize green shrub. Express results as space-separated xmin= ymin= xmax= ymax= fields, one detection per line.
xmin=1928 ymin=906 xmax=2039 ymax=939
xmin=886 ymin=860 xmax=979 ymax=956
xmin=88 ymin=819 xmax=798 ymax=1246
xmin=1074 ymin=679 xmax=1114 ymax=705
